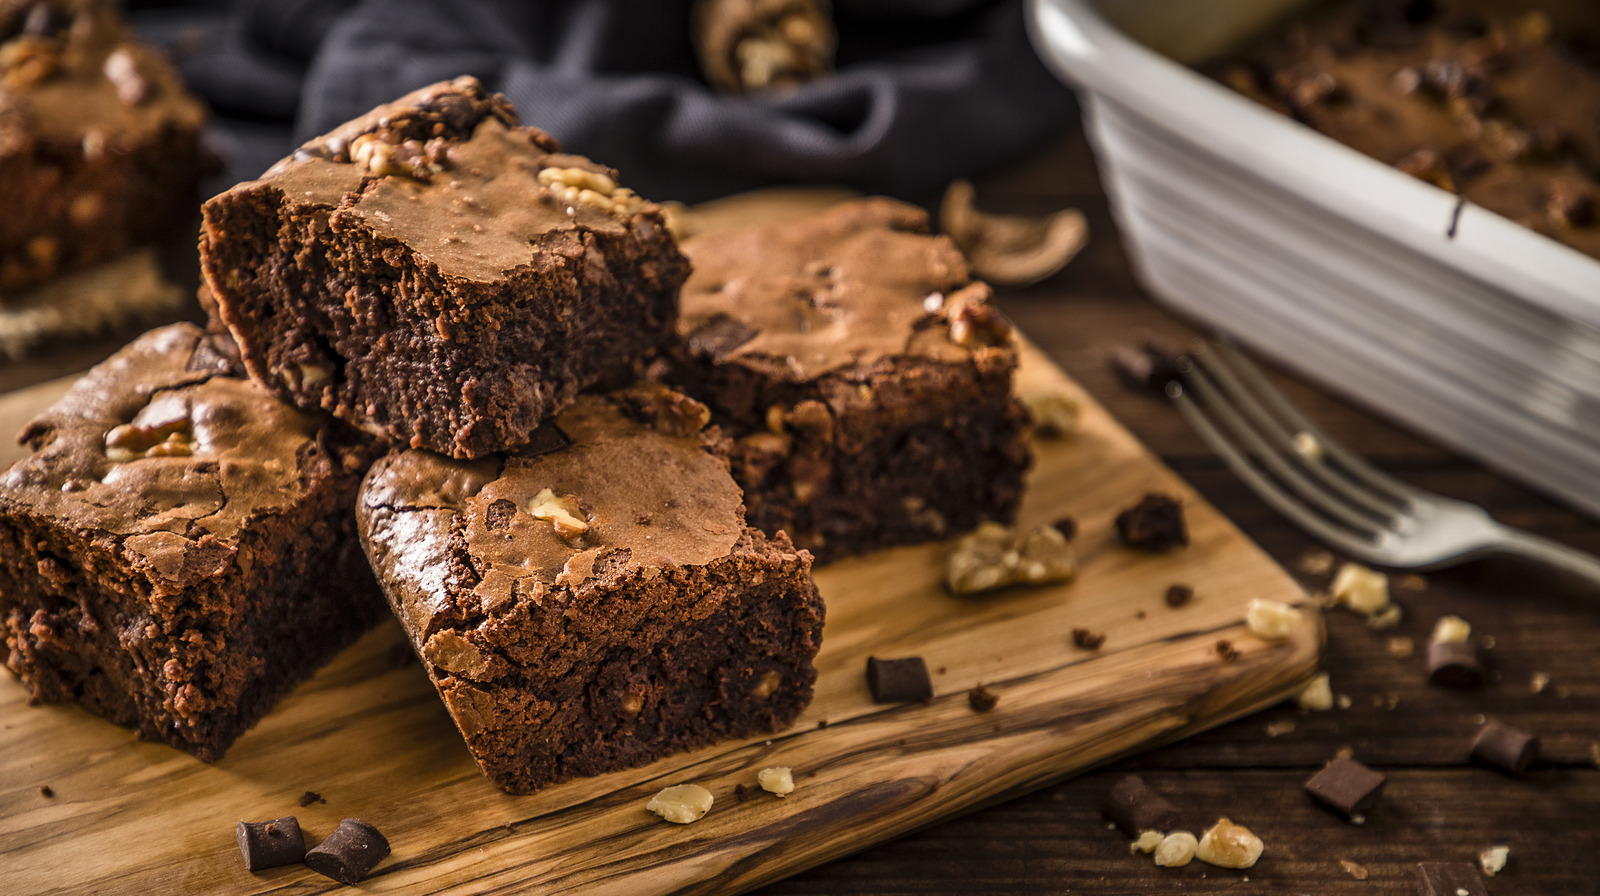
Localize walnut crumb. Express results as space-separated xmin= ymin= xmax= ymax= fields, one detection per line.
xmin=757 ymin=767 xmax=795 ymax=798
xmin=1340 ymin=859 xmax=1370 ymax=880
xmin=1246 ymin=598 xmax=1302 ymax=641
xmin=1131 ymin=830 xmax=1163 ymax=854
xmin=1479 ymin=845 xmax=1509 ymax=877
xmin=1154 ymin=831 xmax=1198 ymax=867
xmin=1195 ymin=818 xmax=1264 ymax=869
xmin=647 ymin=784 xmax=714 ymax=824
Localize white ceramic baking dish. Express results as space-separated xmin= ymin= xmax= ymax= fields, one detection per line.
xmin=1026 ymin=0 xmax=1600 ymax=517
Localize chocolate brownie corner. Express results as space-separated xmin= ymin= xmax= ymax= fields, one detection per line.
xmin=0 ymin=323 xmax=385 ymax=760
xmin=199 ymin=76 xmax=690 ymax=459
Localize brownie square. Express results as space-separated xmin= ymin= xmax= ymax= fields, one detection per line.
xmin=0 ymin=323 xmax=386 ymax=760
xmin=358 ymin=386 xmax=825 ymax=794
xmin=199 ymin=76 xmax=691 ymax=459
xmin=667 ymin=198 xmax=1031 ymax=562
xmin=1 ymin=0 xmax=209 ymax=295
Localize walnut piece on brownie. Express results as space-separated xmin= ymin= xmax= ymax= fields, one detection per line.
xmin=665 ymin=198 xmax=1031 ymax=562
xmin=0 ymin=0 xmax=210 ymax=296
xmin=200 ymin=76 xmax=689 ymax=459
xmin=0 ymin=323 xmax=386 ymax=760
xmin=357 ymin=386 xmax=825 ymax=793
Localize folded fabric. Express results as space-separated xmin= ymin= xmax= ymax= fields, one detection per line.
xmin=131 ymin=0 xmax=1076 ymax=202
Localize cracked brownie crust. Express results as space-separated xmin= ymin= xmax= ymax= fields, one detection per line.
xmin=0 ymin=323 xmax=385 ymax=760
xmin=358 ymin=389 xmax=825 ymax=794
xmin=199 ymin=76 xmax=690 ymax=459
xmin=669 ymin=198 xmax=1031 ymax=562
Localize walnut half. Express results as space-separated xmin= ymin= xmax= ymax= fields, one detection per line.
xmin=945 ymin=521 xmax=1076 ymax=596
xmin=940 ymin=180 xmax=1088 ymax=287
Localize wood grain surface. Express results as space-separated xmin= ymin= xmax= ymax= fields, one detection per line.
xmin=0 ymin=341 xmax=1321 ymax=895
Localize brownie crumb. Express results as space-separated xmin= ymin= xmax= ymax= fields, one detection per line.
xmin=1050 ymin=516 xmax=1077 ymax=541
xmin=733 ymin=783 xmax=750 ymax=802
xmin=1164 ymin=584 xmax=1194 ymax=607
xmin=298 ymin=791 xmax=325 ymax=807
xmin=38 ymin=784 xmax=53 ymax=798
xmin=635 ymin=511 xmax=654 ymax=525
xmin=1115 ymin=493 xmax=1188 ymax=552
xmin=968 ymin=685 xmax=1000 ymax=712
xmin=1215 ymin=640 xmax=1241 ymax=662
xmin=1072 ymin=628 xmax=1106 ymax=650
xmin=816 ymin=719 xmax=829 ymax=729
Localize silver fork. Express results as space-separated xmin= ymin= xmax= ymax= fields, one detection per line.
xmin=1166 ymin=337 xmax=1600 ymax=585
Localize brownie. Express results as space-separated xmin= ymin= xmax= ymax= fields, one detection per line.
xmin=199 ymin=76 xmax=691 ymax=459
xmin=666 ymin=198 xmax=1031 ymax=562
xmin=1219 ymin=0 xmax=1600 ymax=260
xmin=0 ymin=0 xmax=209 ymax=295
xmin=358 ymin=386 xmax=825 ymax=794
xmin=0 ymin=323 xmax=386 ymax=760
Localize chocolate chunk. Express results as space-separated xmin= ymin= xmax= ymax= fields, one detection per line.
xmin=1303 ymin=758 xmax=1387 ymax=820
xmin=1427 ymin=640 xmax=1484 ymax=689
xmin=236 ymin=816 xmax=306 ymax=872
xmin=1110 ymin=341 xmax=1182 ymax=394
xmin=1415 ymin=861 xmax=1486 ymax=896
xmin=685 ymin=312 xmax=761 ymax=359
xmin=967 ymin=685 xmax=999 ymax=712
xmin=1103 ymin=775 xmax=1181 ymax=836
xmin=1115 ymin=493 xmax=1188 ymax=552
xmin=866 ymin=656 xmax=933 ymax=703
xmin=1470 ymin=721 xmax=1539 ymax=775
xmin=305 ymin=818 xmax=390 ymax=885
xmin=1164 ymin=583 xmax=1194 ymax=607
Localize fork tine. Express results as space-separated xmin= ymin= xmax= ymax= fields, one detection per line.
xmin=1192 ymin=341 xmax=1411 ymax=522
xmin=1174 ymin=356 xmax=1393 ymax=540
xmin=1167 ymin=375 xmax=1382 ymax=560
xmin=1207 ymin=338 xmax=1425 ymax=508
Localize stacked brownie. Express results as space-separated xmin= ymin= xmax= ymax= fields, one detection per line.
xmin=200 ymin=76 xmax=689 ymax=459
xmin=0 ymin=324 xmax=385 ymax=760
xmin=359 ymin=388 xmax=824 ymax=793
xmin=1 ymin=0 xmax=209 ymax=293
xmin=667 ymin=198 xmax=1031 ymax=562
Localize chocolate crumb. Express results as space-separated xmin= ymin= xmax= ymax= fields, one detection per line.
xmin=1115 ymin=493 xmax=1188 ymax=552
xmin=968 ymin=685 xmax=999 ymax=712
xmin=298 ymin=790 xmax=324 ymax=807
xmin=237 ymin=815 xmax=306 ymax=872
xmin=38 ymin=784 xmax=53 ymax=798
xmin=1103 ymin=775 xmax=1182 ymax=836
xmin=866 ymin=656 xmax=933 ymax=703
xmin=1072 ymin=628 xmax=1106 ymax=650
xmin=305 ymin=818 xmax=390 ymax=885
xmin=1216 ymin=640 xmax=1241 ymax=662
xmin=1471 ymin=720 xmax=1539 ymax=775
xmin=1050 ymin=516 xmax=1077 ymax=541
xmin=816 ymin=719 xmax=829 ymax=729
xmin=1164 ymin=583 xmax=1194 ymax=607
xmin=1136 ymin=610 xmax=1147 ymax=619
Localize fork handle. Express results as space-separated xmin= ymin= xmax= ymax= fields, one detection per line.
xmin=1494 ymin=529 xmax=1600 ymax=589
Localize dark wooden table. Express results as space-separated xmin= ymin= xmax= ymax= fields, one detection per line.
xmin=4 ymin=122 xmax=1596 ymax=896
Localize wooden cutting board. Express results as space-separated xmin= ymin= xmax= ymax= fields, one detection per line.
xmin=0 ymin=339 xmax=1322 ymax=895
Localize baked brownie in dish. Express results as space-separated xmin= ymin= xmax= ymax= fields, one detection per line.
xmin=666 ymin=198 xmax=1030 ymax=563
xmin=200 ymin=76 xmax=691 ymax=459
xmin=0 ymin=323 xmax=385 ymax=760
xmin=358 ymin=386 xmax=825 ymax=794
xmin=0 ymin=0 xmax=209 ymax=295
xmin=1220 ymin=0 xmax=1600 ymax=260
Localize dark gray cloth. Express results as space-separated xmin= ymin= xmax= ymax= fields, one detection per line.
xmin=133 ymin=0 xmax=1077 ymax=203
